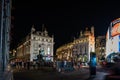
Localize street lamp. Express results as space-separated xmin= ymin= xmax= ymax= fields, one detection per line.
xmin=38 ymin=47 xmax=41 ymax=61
xmin=38 ymin=47 xmax=41 ymax=54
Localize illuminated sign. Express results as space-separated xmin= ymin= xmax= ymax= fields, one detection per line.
xmin=112 ymin=18 xmax=120 ymax=25
xmin=111 ymin=23 xmax=120 ymax=37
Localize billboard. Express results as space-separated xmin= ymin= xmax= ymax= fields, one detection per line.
xmin=111 ymin=22 xmax=120 ymax=37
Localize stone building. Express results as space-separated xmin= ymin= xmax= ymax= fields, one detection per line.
xmin=56 ymin=42 xmax=73 ymax=61
xmin=16 ymin=25 xmax=54 ymax=62
xmin=56 ymin=26 xmax=95 ymax=62
xmin=95 ymin=36 xmax=106 ymax=62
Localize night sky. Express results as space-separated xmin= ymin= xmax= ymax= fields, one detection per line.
xmin=11 ymin=0 xmax=120 ymax=51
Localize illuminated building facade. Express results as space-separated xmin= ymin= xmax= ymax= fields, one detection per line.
xmin=95 ymin=36 xmax=106 ymax=62
xmin=106 ymin=18 xmax=120 ymax=62
xmin=56 ymin=27 xmax=95 ymax=62
xmin=72 ymin=27 xmax=95 ymax=62
xmin=16 ymin=25 xmax=54 ymax=62
xmin=56 ymin=42 xmax=73 ymax=61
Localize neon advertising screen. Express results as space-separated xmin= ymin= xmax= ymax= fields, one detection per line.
xmin=111 ymin=23 xmax=120 ymax=37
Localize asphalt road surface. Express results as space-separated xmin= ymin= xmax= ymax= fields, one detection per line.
xmin=13 ymin=68 xmax=90 ymax=80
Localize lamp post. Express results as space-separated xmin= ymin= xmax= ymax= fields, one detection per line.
xmin=38 ymin=47 xmax=40 ymax=61
xmin=38 ymin=48 xmax=41 ymax=54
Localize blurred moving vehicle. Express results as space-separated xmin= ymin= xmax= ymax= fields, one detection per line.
xmin=105 ymin=56 xmax=120 ymax=80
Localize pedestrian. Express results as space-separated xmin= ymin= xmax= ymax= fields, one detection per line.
xmin=27 ymin=60 xmax=30 ymax=70
xmin=61 ymin=60 xmax=64 ymax=72
xmin=24 ymin=61 xmax=26 ymax=69
xmin=33 ymin=61 xmax=36 ymax=69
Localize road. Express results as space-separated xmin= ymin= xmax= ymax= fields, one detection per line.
xmin=13 ymin=67 xmax=90 ymax=80
xmin=13 ymin=66 xmax=113 ymax=80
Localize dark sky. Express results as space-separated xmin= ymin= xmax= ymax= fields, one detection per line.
xmin=11 ymin=0 xmax=120 ymax=51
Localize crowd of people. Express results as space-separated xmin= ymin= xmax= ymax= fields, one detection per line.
xmin=9 ymin=59 xmax=89 ymax=73
xmin=55 ymin=60 xmax=86 ymax=72
xmin=9 ymin=59 xmax=54 ymax=71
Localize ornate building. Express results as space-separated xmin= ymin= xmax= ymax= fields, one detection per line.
xmin=56 ymin=27 xmax=95 ymax=62
xmin=56 ymin=42 xmax=73 ymax=61
xmin=95 ymin=36 xmax=106 ymax=62
xmin=16 ymin=25 xmax=54 ymax=62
